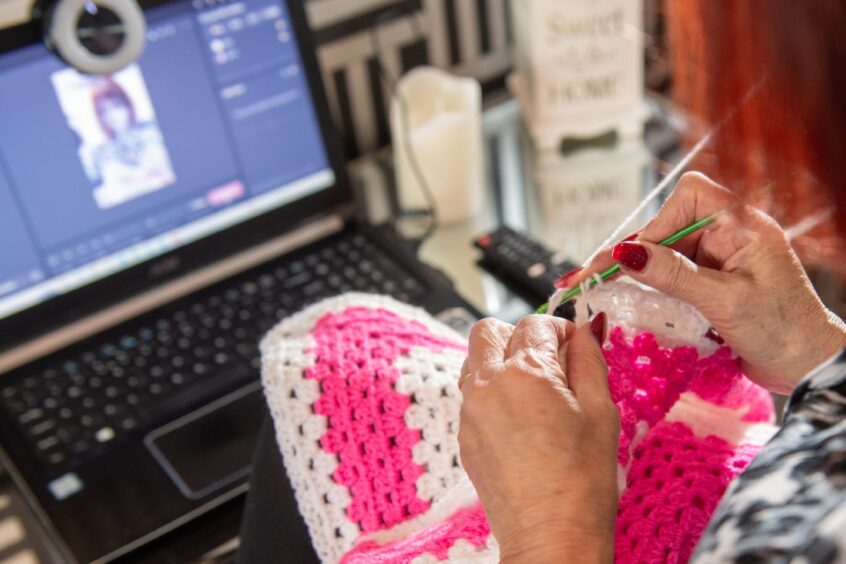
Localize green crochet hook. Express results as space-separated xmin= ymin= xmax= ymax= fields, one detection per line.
xmin=536 ymin=212 xmax=718 ymax=314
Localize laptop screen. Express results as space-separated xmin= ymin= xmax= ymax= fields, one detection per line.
xmin=0 ymin=0 xmax=335 ymax=321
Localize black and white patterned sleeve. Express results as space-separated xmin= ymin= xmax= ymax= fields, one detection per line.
xmin=691 ymin=349 xmax=846 ymax=563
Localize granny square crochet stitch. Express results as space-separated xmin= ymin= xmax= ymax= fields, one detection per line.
xmin=261 ymin=286 xmax=778 ymax=563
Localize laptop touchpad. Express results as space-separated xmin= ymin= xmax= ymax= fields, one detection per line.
xmin=145 ymin=385 xmax=266 ymax=500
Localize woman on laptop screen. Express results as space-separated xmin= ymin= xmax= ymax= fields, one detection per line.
xmin=52 ymin=64 xmax=177 ymax=210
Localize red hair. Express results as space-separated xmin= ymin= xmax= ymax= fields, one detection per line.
xmin=668 ymin=0 xmax=846 ymax=270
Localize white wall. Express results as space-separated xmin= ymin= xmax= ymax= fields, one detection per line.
xmin=0 ymin=0 xmax=29 ymax=27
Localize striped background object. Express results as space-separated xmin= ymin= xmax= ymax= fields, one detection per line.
xmin=0 ymin=0 xmax=514 ymax=161
xmin=305 ymin=0 xmax=514 ymax=158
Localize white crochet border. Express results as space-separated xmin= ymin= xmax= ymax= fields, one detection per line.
xmin=260 ymin=293 xmax=466 ymax=352
xmin=573 ymin=278 xmax=721 ymax=356
xmin=261 ymin=294 xmax=472 ymax=563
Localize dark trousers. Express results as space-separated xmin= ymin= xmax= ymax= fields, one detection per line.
xmin=236 ymin=418 xmax=320 ymax=563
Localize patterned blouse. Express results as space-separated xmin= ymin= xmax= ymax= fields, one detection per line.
xmin=693 ymin=349 xmax=846 ymax=563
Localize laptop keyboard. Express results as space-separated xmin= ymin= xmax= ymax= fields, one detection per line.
xmin=0 ymin=231 xmax=428 ymax=472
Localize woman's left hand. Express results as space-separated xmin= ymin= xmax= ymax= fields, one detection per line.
xmin=458 ymin=315 xmax=620 ymax=563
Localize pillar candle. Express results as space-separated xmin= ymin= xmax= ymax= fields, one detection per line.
xmin=390 ymin=67 xmax=483 ymax=225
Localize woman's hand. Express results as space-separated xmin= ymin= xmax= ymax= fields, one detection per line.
xmin=566 ymin=172 xmax=846 ymax=394
xmin=459 ymin=315 xmax=619 ymax=563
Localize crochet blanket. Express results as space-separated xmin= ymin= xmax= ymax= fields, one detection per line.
xmin=260 ymin=287 xmax=777 ymax=563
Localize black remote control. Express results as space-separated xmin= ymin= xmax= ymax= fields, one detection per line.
xmin=474 ymin=226 xmax=577 ymax=318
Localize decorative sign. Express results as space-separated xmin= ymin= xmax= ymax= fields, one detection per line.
xmin=509 ymin=0 xmax=646 ymax=148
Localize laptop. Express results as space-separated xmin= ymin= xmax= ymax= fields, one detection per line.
xmin=0 ymin=1 xmax=478 ymax=561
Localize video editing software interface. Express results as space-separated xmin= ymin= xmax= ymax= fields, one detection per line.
xmin=0 ymin=0 xmax=335 ymax=321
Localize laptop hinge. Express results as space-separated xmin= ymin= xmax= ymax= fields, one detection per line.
xmin=0 ymin=214 xmax=345 ymax=375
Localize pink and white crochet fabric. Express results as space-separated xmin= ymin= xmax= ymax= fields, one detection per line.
xmin=573 ymin=281 xmax=777 ymax=563
xmin=261 ymin=286 xmax=778 ymax=564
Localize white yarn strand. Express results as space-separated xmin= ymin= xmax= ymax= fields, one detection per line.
xmin=582 ymin=129 xmax=716 ymax=268
xmin=551 ymin=82 xmax=768 ymax=314
xmin=541 ymin=127 xmax=718 ymax=315
xmin=785 ymin=208 xmax=834 ymax=241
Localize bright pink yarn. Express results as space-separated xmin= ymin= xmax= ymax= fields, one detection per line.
xmin=606 ymin=328 xmax=700 ymax=466
xmin=615 ymin=422 xmax=758 ymax=563
xmin=606 ymin=327 xmax=774 ymax=466
xmin=308 ymin=307 xmax=466 ymax=533
xmin=604 ymin=327 xmax=773 ymax=563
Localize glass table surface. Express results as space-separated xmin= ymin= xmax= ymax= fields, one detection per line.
xmin=352 ymin=95 xmax=684 ymax=323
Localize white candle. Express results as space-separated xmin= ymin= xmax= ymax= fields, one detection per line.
xmin=391 ymin=67 xmax=483 ymax=224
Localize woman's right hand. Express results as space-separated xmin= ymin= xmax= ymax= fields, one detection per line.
xmin=568 ymin=172 xmax=846 ymax=395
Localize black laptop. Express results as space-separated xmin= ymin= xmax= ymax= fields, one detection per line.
xmin=0 ymin=1 xmax=477 ymax=561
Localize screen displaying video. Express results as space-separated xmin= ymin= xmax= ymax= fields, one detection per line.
xmin=0 ymin=0 xmax=335 ymax=320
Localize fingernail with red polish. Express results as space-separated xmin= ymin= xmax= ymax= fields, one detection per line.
xmin=620 ymin=232 xmax=639 ymax=243
xmin=612 ymin=242 xmax=649 ymax=272
xmin=705 ymin=327 xmax=725 ymax=345
xmin=554 ymin=267 xmax=584 ymax=289
xmin=591 ymin=312 xmax=607 ymax=345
